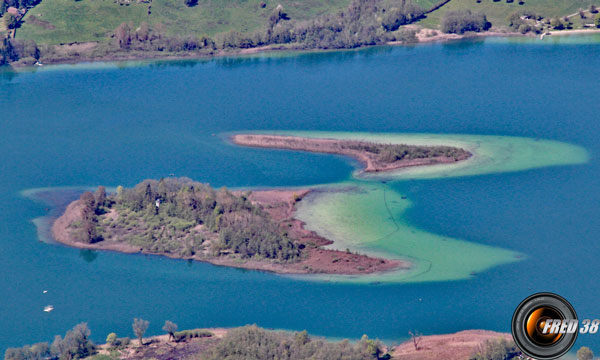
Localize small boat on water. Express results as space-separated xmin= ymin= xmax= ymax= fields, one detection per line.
xmin=43 ymin=305 xmax=54 ymax=312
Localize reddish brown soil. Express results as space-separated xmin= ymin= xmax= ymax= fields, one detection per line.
xmin=247 ymin=189 xmax=408 ymax=274
xmin=231 ymin=134 xmax=471 ymax=173
xmin=51 ymin=190 xmax=408 ymax=276
xmin=392 ymin=330 xmax=514 ymax=360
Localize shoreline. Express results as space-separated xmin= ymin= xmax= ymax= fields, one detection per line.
xmin=92 ymin=326 xmax=514 ymax=360
xmin=8 ymin=28 xmax=600 ymax=71
xmin=51 ymin=188 xmax=409 ymax=276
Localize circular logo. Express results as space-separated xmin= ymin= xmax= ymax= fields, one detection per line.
xmin=512 ymin=293 xmax=578 ymax=359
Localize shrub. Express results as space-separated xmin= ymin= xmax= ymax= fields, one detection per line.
xmin=106 ymin=332 xmax=117 ymax=346
xmin=173 ymin=329 xmax=213 ymax=342
xmin=471 ymin=338 xmax=518 ymax=360
xmin=576 ymin=346 xmax=594 ymax=360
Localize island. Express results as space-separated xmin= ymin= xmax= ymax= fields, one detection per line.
xmin=52 ymin=178 xmax=407 ymax=275
xmin=232 ymin=134 xmax=472 ymax=172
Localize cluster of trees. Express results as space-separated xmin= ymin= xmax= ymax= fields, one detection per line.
xmin=442 ymin=10 xmax=491 ymax=34
xmin=86 ymin=177 xmax=301 ymax=261
xmin=205 ymin=325 xmax=391 ymax=360
xmin=113 ymin=21 xmax=215 ymax=52
xmin=0 ymin=0 xmax=37 ymax=18
xmin=507 ymin=11 xmax=543 ymax=34
xmin=5 ymin=323 xmax=95 ymax=360
xmin=0 ymin=37 xmax=39 ymax=66
xmin=341 ymin=141 xmax=470 ymax=163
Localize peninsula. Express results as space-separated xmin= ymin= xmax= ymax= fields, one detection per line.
xmin=232 ymin=134 xmax=472 ymax=172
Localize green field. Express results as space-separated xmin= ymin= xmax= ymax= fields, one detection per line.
xmin=416 ymin=0 xmax=597 ymax=29
xmin=16 ymin=0 xmax=349 ymax=44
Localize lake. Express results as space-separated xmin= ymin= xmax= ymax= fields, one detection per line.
xmin=1 ymin=36 xmax=599 ymax=353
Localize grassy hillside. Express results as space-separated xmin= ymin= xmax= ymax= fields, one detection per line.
xmin=16 ymin=0 xmax=349 ymax=44
xmin=416 ymin=0 xmax=597 ymax=29
xmin=13 ymin=0 xmax=600 ymax=45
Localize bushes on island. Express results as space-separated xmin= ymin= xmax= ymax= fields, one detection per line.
xmin=441 ymin=10 xmax=491 ymax=34
xmin=84 ymin=177 xmax=301 ymax=262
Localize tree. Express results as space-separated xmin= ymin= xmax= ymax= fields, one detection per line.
xmin=133 ymin=318 xmax=149 ymax=346
xmin=550 ymin=17 xmax=564 ymax=30
xmin=115 ymin=22 xmax=132 ymax=49
xmin=1 ymin=37 xmax=19 ymax=66
xmin=106 ymin=333 xmax=117 ymax=347
xmin=50 ymin=335 xmax=70 ymax=360
xmin=183 ymin=0 xmax=197 ymax=6
xmin=577 ymin=346 xmax=594 ymax=360
xmin=136 ymin=21 xmax=149 ymax=42
xmin=596 ymin=14 xmax=600 ymax=28
xmin=4 ymin=12 xmax=18 ymax=29
xmin=79 ymin=192 xmax=98 ymax=243
xmin=408 ymin=330 xmax=422 ymax=350
xmin=50 ymin=323 xmax=94 ymax=360
xmin=94 ymin=186 xmax=106 ymax=209
xmin=162 ymin=321 xmax=178 ymax=341
xmin=591 ymin=4 xmax=598 ymax=14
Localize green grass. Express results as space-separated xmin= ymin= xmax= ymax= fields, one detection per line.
xmin=416 ymin=0 xmax=597 ymax=29
xmin=17 ymin=0 xmax=349 ymax=44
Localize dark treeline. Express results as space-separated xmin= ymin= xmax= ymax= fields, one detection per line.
xmin=441 ymin=10 xmax=491 ymax=34
xmin=222 ymin=0 xmax=424 ymax=50
xmin=113 ymin=21 xmax=215 ymax=53
xmin=110 ymin=0 xmax=425 ymax=53
xmin=75 ymin=178 xmax=301 ymax=262
xmin=340 ymin=141 xmax=471 ymax=163
xmin=0 ymin=37 xmax=39 ymax=65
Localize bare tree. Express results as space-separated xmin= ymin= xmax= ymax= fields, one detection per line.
xmin=133 ymin=318 xmax=149 ymax=346
xmin=408 ymin=330 xmax=422 ymax=351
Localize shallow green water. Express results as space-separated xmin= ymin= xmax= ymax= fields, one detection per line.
xmin=283 ymin=132 xmax=588 ymax=283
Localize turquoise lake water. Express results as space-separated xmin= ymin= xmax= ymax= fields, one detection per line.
xmin=1 ymin=37 xmax=600 ymax=352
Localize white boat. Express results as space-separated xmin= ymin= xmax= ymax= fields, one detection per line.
xmin=43 ymin=305 xmax=54 ymax=312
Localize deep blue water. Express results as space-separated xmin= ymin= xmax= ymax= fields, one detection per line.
xmin=1 ymin=39 xmax=599 ymax=353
